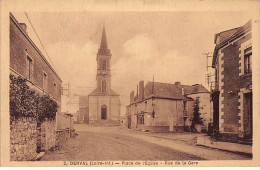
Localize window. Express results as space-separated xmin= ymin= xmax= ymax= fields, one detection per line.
xmin=54 ymin=82 xmax=57 ymax=98
xmin=244 ymin=47 xmax=252 ymax=74
xmin=102 ymin=60 xmax=107 ymax=70
xmin=183 ymin=101 xmax=187 ymax=111
xmin=43 ymin=72 xmax=48 ymax=91
xmin=137 ymin=114 xmax=144 ymax=124
xmin=26 ymin=56 xmax=33 ymax=80
xmin=102 ymin=80 xmax=106 ymax=92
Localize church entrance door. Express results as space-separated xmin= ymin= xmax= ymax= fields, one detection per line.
xmin=101 ymin=105 xmax=107 ymax=120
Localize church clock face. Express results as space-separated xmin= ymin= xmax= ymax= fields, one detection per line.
xmin=102 ymin=74 xmax=106 ymax=78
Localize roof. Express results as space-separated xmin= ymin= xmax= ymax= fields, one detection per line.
xmin=98 ymin=25 xmax=111 ymax=55
xmin=214 ymin=27 xmax=240 ymax=45
xmin=182 ymin=84 xmax=210 ymax=95
xmin=143 ymin=82 xmax=209 ymax=101
xmin=10 ymin=13 xmax=62 ymax=82
xmin=144 ymin=82 xmax=186 ymax=100
xmin=88 ymin=88 xmax=120 ymax=96
xmin=212 ymin=20 xmax=252 ymax=67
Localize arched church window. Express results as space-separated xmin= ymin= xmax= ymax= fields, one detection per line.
xmin=102 ymin=80 xmax=106 ymax=92
xmin=102 ymin=60 xmax=107 ymax=70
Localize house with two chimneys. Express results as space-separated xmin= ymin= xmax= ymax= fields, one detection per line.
xmin=126 ymin=81 xmax=212 ymax=133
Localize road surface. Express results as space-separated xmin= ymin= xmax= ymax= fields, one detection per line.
xmin=40 ymin=125 xmax=251 ymax=161
xmin=41 ymin=130 xmax=204 ymax=161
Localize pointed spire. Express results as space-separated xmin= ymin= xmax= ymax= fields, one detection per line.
xmin=100 ymin=25 xmax=108 ymax=49
xmin=98 ymin=24 xmax=111 ymax=55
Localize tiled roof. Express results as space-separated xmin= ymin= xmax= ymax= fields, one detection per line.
xmin=212 ymin=20 xmax=251 ymax=67
xmin=143 ymin=82 xmax=208 ymax=100
xmin=182 ymin=84 xmax=210 ymax=95
xmin=214 ymin=27 xmax=240 ymax=45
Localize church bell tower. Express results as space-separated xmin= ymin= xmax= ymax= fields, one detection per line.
xmin=96 ymin=26 xmax=111 ymax=94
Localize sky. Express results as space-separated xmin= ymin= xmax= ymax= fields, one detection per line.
xmin=12 ymin=11 xmax=252 ymax=115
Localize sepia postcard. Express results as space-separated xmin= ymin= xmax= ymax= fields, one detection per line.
xmin=0 ymin=0 xmax=260 ymax=167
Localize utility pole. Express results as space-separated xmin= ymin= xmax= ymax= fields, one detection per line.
xmin=203 ymin=52 xmax=214 ymax=88
xmin=152 ymin=75 xmax=155 ymax=118
xmin=62 ymin=83 xmax=70 ymax=97
xmin=203 ymin=52 xmax=213 ymax=71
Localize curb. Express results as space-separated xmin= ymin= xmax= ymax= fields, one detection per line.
xmin=196 ymin=136 xmax=252 ymax=156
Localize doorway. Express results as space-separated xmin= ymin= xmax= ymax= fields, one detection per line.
xmin=244 ymin=92 xmax=252 ymax=139
xmin=101 ymin=105 xmax=107 ymax=120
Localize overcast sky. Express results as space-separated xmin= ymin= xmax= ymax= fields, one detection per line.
xmin=13 ymin=11 xmax=252 ymax=114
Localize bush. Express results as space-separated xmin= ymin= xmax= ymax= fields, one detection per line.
xmin=10 ymin=75 xmax=58 ymax=122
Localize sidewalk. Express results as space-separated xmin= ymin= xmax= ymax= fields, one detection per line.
xmin=197 ymin=136 xmax=252 ymax=155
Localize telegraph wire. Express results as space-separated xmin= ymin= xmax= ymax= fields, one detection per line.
xmin=24 ymin=12 xmax=56 ymax=72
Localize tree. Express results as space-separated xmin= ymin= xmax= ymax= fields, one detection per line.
xmin=190 ymin=98 xmax=203 ymax=132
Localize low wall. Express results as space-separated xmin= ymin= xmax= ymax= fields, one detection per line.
xmin=10 ymin=117 xmax=37 ymax=161
xmin=41 ymin=119 xmax=56 ymax=151
xmin=11 ymin=115 xmax=74 ymax=161
xmin=56 ymin=129 xmax=70 ymax=146
xmin=56 ymin=113 xmax=74 ymax=130
xmin=134 ymin=125 xmax=189 ymax=133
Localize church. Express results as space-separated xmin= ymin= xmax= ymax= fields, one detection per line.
xmin=88 ymin=26 xmax=121 ymax=123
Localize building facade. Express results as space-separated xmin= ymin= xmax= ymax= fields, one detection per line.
xmin=88 ymin=26 xmax=121 ymax=123
xmin=126 ymin=81 xmax=211 ymax=132
xmin=9 ymin=13 xmax=71 ymax=160
xmin=211 ymin=21 xmax=252 ymax=142
xmin=10 ymin=13 xmax=62 ymax=111
xmin=78 ymin=95 xmax=89 ymax=123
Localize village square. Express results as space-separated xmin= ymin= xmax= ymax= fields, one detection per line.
xmin=8 ymin=11 xmax=253 ymax=161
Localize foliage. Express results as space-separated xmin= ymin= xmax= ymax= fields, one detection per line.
xmin=37 ymin=95 xmax=57 ymax=122
xmin=190 ymin=98 xmax=203 ymax=132
xmin=10 ymin=75 xmax=58 ymax=122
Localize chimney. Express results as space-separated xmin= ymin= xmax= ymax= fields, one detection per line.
xmin=139 ymin=81 xmax=144 ymax=101
xmin=175 ymin=82 xmax=180 ymax=85
xmin=130 ymin=91 xmax=135 ymax=104
xmin=136 ymin=85 xmax=139 ymax=99
xmin=19 ymin=23 xmax=27 ymax=33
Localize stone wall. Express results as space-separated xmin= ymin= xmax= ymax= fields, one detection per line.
xmin=10 ymin=115 xmax=75 ymax=161
xmin=56 ymin=129 xmax=70 ymax=146
xmin=56 ymin=113 xmax=72 ymax=130
xmin=41 ymin=119 xmax=56 ymax=151
xmin=10 ymin=117 xmax=37 ymax=161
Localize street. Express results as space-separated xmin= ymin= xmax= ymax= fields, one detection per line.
xmin=40 ymin=124 xmax=251 ymax=161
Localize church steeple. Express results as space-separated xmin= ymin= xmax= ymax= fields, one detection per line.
xmin=98 ymin=25 xmax=111 ymax=55
xmin=96 ymin=25 xmax=112 ymax=94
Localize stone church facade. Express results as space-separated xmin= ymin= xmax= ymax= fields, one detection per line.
xmin=88 ymin=26 xmax=121 ymax=123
